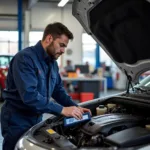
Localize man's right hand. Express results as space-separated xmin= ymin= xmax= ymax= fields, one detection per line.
xmin=61 ymin=106 xmax=83 ymax=120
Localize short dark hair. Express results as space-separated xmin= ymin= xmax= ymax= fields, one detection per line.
xmin=42 ymin=22 xmax=73 ymax=41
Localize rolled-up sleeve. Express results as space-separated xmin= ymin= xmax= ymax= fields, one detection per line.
xmin=12 ymin=53 xmax=63 ymax=115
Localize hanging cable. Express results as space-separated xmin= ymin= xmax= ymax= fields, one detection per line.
xmin=125 ymin=70 xmax=134 ymax=94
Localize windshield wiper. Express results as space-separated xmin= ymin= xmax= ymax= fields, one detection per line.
xmin=134 ymin=87 xmax=147 ymax=93
xmin=134 ymin=87 xmax=150 ymax=95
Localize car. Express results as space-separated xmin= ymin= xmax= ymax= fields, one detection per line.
xmin=15 ymin=0 xmax=150 ymax=149
xmin=0 ymin=54 xmax=13 ymax=101
xmin=15 ymin=75 xmax=150 ymax=150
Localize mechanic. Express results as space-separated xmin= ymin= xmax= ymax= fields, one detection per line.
xmin=1 ymin=22 xmax=91 ymax=150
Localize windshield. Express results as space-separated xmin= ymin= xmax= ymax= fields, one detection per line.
xmin=136 ymin=75 xmax=150 ymax=88
xmin=0 ymin=56 xmax=13 ymax=67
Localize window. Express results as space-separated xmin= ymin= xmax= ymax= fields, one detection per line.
xmin=0 ymin=31 xmax=18 ymax=55
xmin=82 ymin=33 xmax=96 ymax=66
xmin=0 ymin=55 xmax=13 ymax=67
xmin=82 ymin=33 xmax=114 ymax=67
xmin=29 ymin=31 xmax=43 ymax=46
xmin=100 ymin=47 xmax=113 ymax=66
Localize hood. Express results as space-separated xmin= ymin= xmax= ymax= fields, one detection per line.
xmin=72 ymin=0 xmax=150 ymax=84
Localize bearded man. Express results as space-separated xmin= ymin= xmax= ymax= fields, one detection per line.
xmin=1 ymin=22 xmax=91 ymax=150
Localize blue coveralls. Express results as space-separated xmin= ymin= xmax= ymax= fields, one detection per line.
xmin=1 ymin=41 xmax=78 ymax=150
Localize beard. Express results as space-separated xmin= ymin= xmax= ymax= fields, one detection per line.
xmin=46 ymin=42 xmax=62 ymax=60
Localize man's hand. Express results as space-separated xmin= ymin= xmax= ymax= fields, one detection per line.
xmin=61 ymin=106 xmax=83 ymax=120
xmin=61 ymin=106 xmax=92 ymax=120
xmin=78 ymin=106 xmax=92 ymax=116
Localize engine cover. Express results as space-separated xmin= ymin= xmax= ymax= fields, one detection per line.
xmin=104 ymin=126 xmax=150 ymax=147
xmin=81 ymin=114 xmax=143 ymax=136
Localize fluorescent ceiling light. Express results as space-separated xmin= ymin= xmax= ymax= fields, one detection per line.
xmin=58 ymin=0 xmax=69 ymax=7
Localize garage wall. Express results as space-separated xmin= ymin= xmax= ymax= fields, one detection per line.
xmin=31 ymin=3 xmax=62 ymax=29
xmin=0 ymin=0 xmax=17 ymax=30
xmin=63 ymin=4 xmax=83 ymax=66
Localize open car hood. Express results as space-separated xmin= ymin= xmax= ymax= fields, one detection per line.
xmin=72 ymin=0 xmax=150 ymax=84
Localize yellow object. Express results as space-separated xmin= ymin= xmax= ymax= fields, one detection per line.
xmin=96 ymin=106 xmax=107 ymax=115
xmin=46 ymin=129 xmax=56 ymax=134
xmin=68 ymin=72 xmax=77 ymax=78
xmin=97 ymin=68 xmax=103 ymax=78
xmin=107 ymin=103 xmax=116 ymax=109
xmin=145 ymin=125 xmax=150 ymax=129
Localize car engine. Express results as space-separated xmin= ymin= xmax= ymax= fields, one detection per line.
xmin=60 ymin=113 xmax=147 ymax=148
xmin=31 ymin=101 xmax=150 ymax=149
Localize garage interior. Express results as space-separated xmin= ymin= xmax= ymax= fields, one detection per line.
xmin=0 ymin=0 xmax=138 ymax=149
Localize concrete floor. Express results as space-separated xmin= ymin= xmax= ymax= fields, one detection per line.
xmin=0 ymin=89 xmax=124 ymax=149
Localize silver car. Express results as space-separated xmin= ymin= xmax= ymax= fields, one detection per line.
xmin=15 ymin=0 xmax=150 ymax=149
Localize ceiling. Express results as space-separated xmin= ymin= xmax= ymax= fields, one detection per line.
xmin=38 ymin=0 xmax=73 ymax=3
xmin=27 ymin=0 xmax=74 ymax=10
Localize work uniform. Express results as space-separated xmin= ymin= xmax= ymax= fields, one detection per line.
xmin=1 ymin=41 xmax=78 ymax=150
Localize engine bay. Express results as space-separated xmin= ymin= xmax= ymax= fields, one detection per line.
xmin=31 ymin=97 xmax=150 ymax=149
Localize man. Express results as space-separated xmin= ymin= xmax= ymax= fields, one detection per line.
xmin=64 ymin=60 xmax=74 ymax=72
xmin=1 ymin=22 xmax=91 ymax=150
